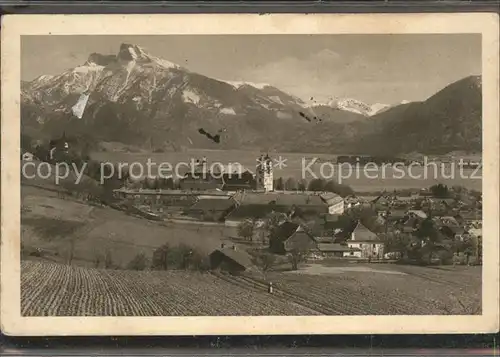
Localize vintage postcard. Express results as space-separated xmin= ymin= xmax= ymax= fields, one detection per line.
xmin=1 ymin=13 xmax=499 ymax=336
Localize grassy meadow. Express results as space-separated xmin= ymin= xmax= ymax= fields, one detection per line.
xmin=21 ymin=185 xmax=238 ymax=269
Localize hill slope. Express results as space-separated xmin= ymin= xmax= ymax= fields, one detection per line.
xmin=354 ymin=75 xmax=482 ymax=155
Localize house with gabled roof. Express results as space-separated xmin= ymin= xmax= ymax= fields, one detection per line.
xmin=319 ymin=192 xmax=345 ymax=214
xmin=344 ymin=221 xmax=385 ymax=259
xmin=440 ymin=216 xmax=460 ymax=227
xmin=21 ymin=151 xmax=35 ymax=161
xmin=407 ymin=210 xmax=428 ymax=220
xmin=269 ymin=221 xmax=317 ymax=255
xmin=184 ymin=198 xmax=237 ymax=222
xmin=209 ymin=245 xmax=255 ymax=273
xmin=440 ymin=225 xmax=467 ymax=241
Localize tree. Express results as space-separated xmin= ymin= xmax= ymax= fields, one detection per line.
xmin=383 ymin=232 xmax=412 ymax=259
xmin=461 ymin=234 xmax=482 ymax=265
xmin=152 ymin=243 xmax=171 ymax=270
xmin=307 ymin=178 xmax=326 ymax=192
xmin=288 ymin=247 xmax=309 ymax=271
xmin=430 ymin=183 xmax=450 ymax=198
xmin=297 ymin=179 xmax=308 ymax=192
xmin=67 ymin=239 xmax=76 ymax=265
xmin=142 ymin=177 xmax=155 ymax=189
xmin=237 ymin=219 xmax=255 ymax=241
xmin=104 ymin=249 xmax=114 ymax=269
xmin=163 ymin=177 xmax=175 ymax=189
xmin=93 ymin=252 xmax=102 ymax=268
xmin=324 ymin=180 xmax=355 ymax=197
xmin=21 ymin=133 xmax=33 ymax=151
xmin=415 ymin=217 xmax=441 ymax=264
xmin=263 ymin=212 xmax=285 ymax=244
xmin=167 ymin=244 xmax=195 ymax=270
xmin=346 ymin=206 xmax=381 ymax=233
xmin=127 ymin=252 xmax=149 ymax=270
xmin=152 ymin=243 xmax=209 ymax=271
xmin=284 ymin=177 xmax=298 ymax=191
xmin=252 ymin=252 xmax=277 ymax=273
xmin=274 ymin=177 xmax=284 ymax=190
xmin=188 ymin=250 xmax=211 ymax=272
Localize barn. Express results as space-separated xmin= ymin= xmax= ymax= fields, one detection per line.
xmin=209 ymin=245 xmax=254 ymax=273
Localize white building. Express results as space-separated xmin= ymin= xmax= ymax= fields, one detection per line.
xmin=255 ymin=154 xmax=273 ymax=192
xmin=343 ymin=221 xmax=385 ymax=259
xmin=22 ymin=152 xmax=34 ymax=161
xmin=319 ymin=192 xmax=345 ymax=215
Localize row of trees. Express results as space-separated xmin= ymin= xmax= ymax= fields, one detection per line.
xmin=121 ymin=175 xmax=355 ymax=195
xmin=272 ymin=177 xmax=354 ymax=197
xmin=126 ymin=243 xmax=211 ymax=272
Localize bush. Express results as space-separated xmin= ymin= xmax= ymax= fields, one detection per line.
xmin=430 ymin=183 xmax=450 ymax=198
xmin=151 ymin=243 xmax=210 ymax=271
xmin=284 ymin=177 xmax=298 ymax=191
xmin=324 ymin=180 xmax=355 ymax=197
xmin=274 ymin=177 xmax=284 ymax=190
xmin=252 ymin=252 xmax=277 ymax=272
xmin=104 ymin=249 xmax=114 ymax=269
xmin=151 ymin=243 xmax=171 ymax=270
xmin=127 ymin=253 xmax=149 ymax=271
xmin=307 ymin=178 xmax=326 ymax=192
xmin=297 ymin=179 xmax=308 ymax=192
xmin=237 ymin=219 xmax=255 ymax=241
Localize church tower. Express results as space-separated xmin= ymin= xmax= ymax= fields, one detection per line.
xmin=256 ymin=154 xmax=273 ymax=192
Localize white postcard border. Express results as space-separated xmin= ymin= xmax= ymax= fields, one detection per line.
xmin=1 ymin=13 xmax=499 ymax=336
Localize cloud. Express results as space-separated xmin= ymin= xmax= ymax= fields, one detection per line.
xmin=235 ymin=49 xmax=342 ymax=101
xmin=308 ymin=49 xmax=341 ymax=63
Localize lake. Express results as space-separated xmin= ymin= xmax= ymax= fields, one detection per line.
xmin=91 ymin=149 xmax=482 ymax=192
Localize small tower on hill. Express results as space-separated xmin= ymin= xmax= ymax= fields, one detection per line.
xmin=256 ymin=153 xmax=273 ymax=192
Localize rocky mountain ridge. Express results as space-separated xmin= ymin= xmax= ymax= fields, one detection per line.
xmin=21 ymin=44 xmax=482 ymax=155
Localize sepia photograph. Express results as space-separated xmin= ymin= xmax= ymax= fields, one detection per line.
xmin=1 ymin=13 xmax=499 ymax=335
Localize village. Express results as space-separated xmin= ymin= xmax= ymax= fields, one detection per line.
xmin=108 ymin=153 xmax=483 ymax=273
xmin=20 ymin=130 xmax=483 ymax=274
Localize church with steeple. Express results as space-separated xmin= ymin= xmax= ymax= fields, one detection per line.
xmin=255 ymin=153 xmax=274 ymax=192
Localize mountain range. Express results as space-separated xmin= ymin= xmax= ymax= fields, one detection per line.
xmin=21 ymin=43 xmax=482 ymax=155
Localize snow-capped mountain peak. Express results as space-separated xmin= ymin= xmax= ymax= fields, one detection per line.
xmin=116 ymin=43 xmax=181 ymax=70
xmin=224 ymin=80 xmax=271 ymax=90
xmin=32 ymin=74 xmax=55 ymax=83
xmin=369 ymin=103 xmax=391 ymax=116
xmin=83 ymin=43 xmax=182 ymax=71
xmin=328 ymin=97 xmax=370 ymax=115
xmin=306 ymin=97 xmax=391 ymax=116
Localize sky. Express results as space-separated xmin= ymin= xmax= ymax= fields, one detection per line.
xmin=21 ymin=34 xmax=481 ymax=105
